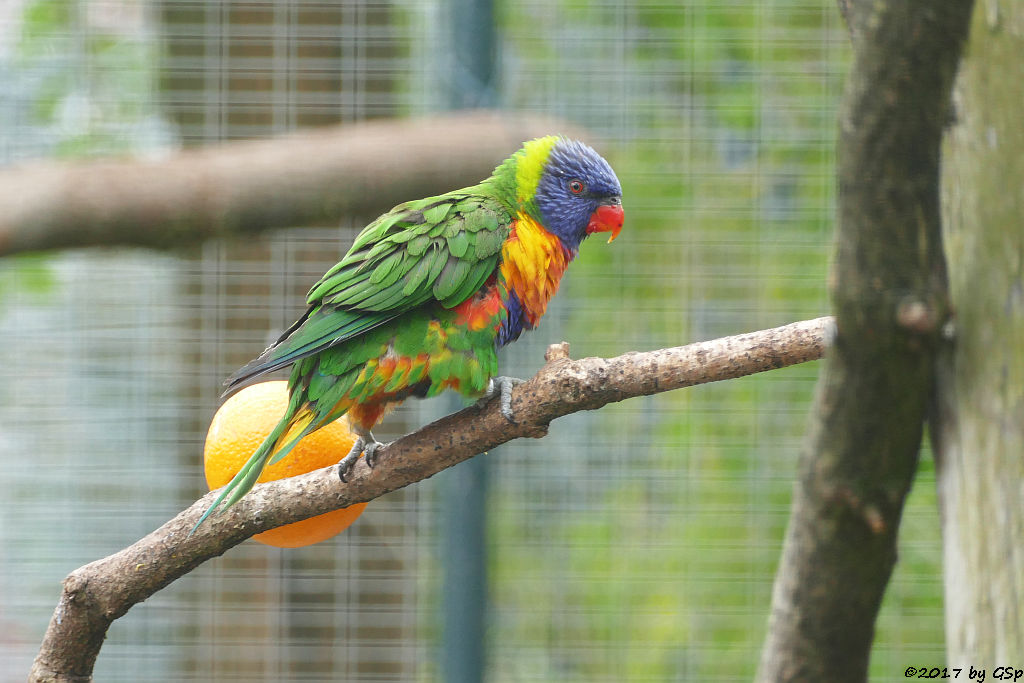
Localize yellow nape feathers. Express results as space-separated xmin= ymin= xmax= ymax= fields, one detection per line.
xmin=514 ymin=135 xmax=561 ymax=204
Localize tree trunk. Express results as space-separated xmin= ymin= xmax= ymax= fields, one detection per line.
xmin=934 ymin=0 xmax=1024 ymax=664
xmin=757 ymin=1 xmax=973 ymax=680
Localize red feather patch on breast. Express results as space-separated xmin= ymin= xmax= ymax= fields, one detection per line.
xmin=452 ymin=277 xmax=505 ymax=332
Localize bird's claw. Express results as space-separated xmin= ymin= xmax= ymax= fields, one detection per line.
xmin=363 ymin=439 xmax=384 ymax=469
xmin=338 ymin=434 xmax=386 ymax=483
xmin=478 ymin=375 xmax=525 ymax=423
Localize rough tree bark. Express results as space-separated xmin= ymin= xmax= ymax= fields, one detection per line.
xmin=756 ymin=2 xmax=974 ymax=682
xmin=934 ymin=0 xmax=1024 ymax=664
xmin=28 ymin=319 xmax=831 ymax=683
xmin=0 ymin=111 xmax=581 ymax=256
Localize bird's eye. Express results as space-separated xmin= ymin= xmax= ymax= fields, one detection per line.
xmin=568 ymin=179 xmax=585 ymax=195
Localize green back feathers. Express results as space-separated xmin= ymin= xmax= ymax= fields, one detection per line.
xmin=223 ymin=189 xmax=514 ymax=393
xmin=308 ymin=191 xmax=511 ymax=310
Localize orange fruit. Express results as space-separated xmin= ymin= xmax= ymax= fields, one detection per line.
xmin=204 ymin=380 xmax=367 ymax=548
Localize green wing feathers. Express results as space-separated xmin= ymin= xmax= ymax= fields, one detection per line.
xmin=223 ymin=191 xmax=511 ymax=393
xmin=307 ymin=192 xmax=511 ymax=309
xmin=223 ymin=307 xmax=396 ymax=394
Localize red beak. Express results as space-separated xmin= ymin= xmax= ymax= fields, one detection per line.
xmin=586 ymin=203 xmax=625 ymax=243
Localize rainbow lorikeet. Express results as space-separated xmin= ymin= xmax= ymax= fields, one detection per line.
xmin=195 ymin=136 xmax=623 ymax=529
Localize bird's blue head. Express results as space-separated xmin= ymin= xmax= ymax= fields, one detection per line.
xmin=516 ymin=137 xmax=624 ymax=252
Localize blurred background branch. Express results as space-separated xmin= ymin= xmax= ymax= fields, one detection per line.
xmin=0 ymin=111 xmax=582 ymax=255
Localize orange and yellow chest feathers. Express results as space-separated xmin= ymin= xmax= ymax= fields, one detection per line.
xmin=496 ymin=212 xmax=574 ymax=345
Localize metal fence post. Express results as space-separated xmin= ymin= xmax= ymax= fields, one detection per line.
xmin=438 ymin=0 xmax=497 ymax=681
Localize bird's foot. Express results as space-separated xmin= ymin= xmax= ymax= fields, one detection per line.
xmin=338 ymin=431 xmax=387 ymax=483
xmin=477 ymin=375 xmax=525 ymax=423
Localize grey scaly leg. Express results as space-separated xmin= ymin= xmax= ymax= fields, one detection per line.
xmin=338 ymin=425 xmax=387 ymax=483
xmin=477 ymin=375 xmax=525 ymax=423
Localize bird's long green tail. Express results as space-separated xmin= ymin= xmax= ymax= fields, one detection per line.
xmin=191 ymin=409 xmax=317 ymax=535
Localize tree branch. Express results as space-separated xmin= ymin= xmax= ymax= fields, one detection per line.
xmin=0 ymin=111 xmax=583 ymax=256
xmin=30 ymin=317 xmax=830 ymax=683
xmin=757 ymin=2 xmax=973 ymax=681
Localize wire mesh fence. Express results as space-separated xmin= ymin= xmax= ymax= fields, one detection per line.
xmin=0 ymin=1 xmax=943 ymax=681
